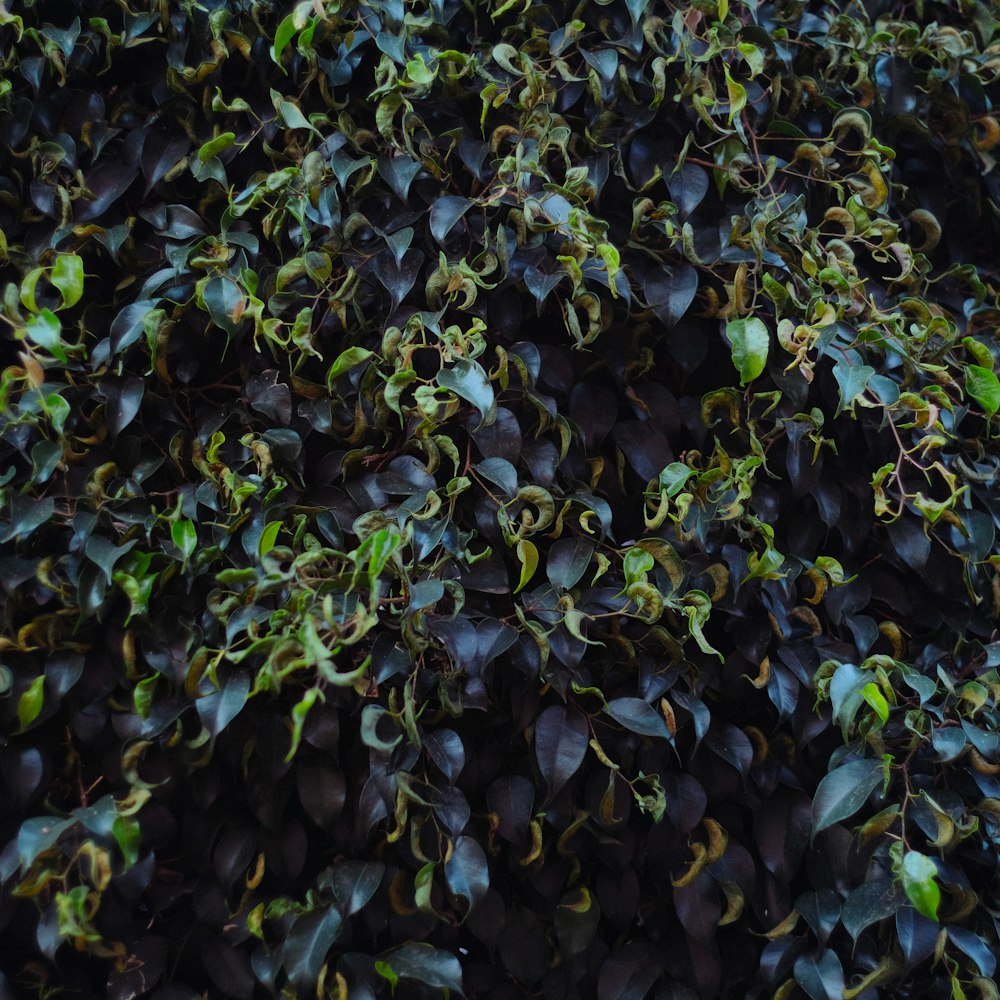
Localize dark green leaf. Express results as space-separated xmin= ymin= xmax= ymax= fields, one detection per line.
xmin=605 ymin=698 xmax=671 ymax=741
xmin=430 ymin=196 xmax=472 ymax=244
xmin=284 ymin=905 xmax=342 ymax=992
xmin=535 ymin=705 xmax=589 ymax=799
xmin=437 ymin=360 xmax=496 ymax=429
xmin=793 ymin=950 xmax=844 ymax=1000
xmin=379 ymin=944 xmax=463 ymax=995
xmin=644 ymin=265 xmax=698 ymax=326
xmin=444 ymin=835 xmax=489 ymax=915
xmin=811 ymin=758 xmax=883 ymax=837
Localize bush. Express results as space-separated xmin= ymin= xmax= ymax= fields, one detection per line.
xmin=2 ymin=1 xmax=1000 ymax=997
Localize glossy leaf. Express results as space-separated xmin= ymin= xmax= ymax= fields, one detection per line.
xmin=284 ymin=905 xmax=342 ymax=992
xmin=811 ymin=759 xmax=884 ymax=837
xmin=725 ymin=318 xmax=769 ymax=385
xmin=535 ymin=705 xmax=589 ymax=799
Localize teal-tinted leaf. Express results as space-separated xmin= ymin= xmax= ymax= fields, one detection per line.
xmin=25 ymin=309 xmax=62 ymax=357
xmin=947 ymin=926 xmax=996 ymax=977
xmin=1 ymin=496 xmax=55 ymax=543
xmin=966 ymin=364 xmax=1000 ymax=417
xmin=868 ymin=374 xmax=899 ymax=404
xmin=102 ymin=375 xmax=145 ymax=435
xmin=475 ymin=457 xmax=517 ymax=497
xmin=605 ymin=698 xmax=671 ymax=741
xmin=326 ymin=346 xmax=374 ymax=385
xmin=535 ymin=705 xmax=589 ymax=799
xmin=323 ymin=861 xmax=385 ymax=917
xmin=900 ymin=852 xmax=940 ymax=921
xmin=437 ymin=359 xmax=496 ymax=429
xmin=51 ymin=254 xmax=83 ymax=309
xmin=430 ymin=196 xmax=472 ymax=244
xmin=444 ymin=835 xmax=489 ymax=916
xmin=379 ymin=944 xmax=463 ymax=995
xmin=546 ymin=538 xmax=594 ymax=590
xmin=17 ymin=676 xmax=45 ymax=732
xmin=271 ymin=90 xmax=317 ymax=132
xmin=811 ymin=758 xmax=883 ymax=837
xmin=725 ymin=317 xmax=769 ymax=385
xmin=85 ymin=535 xmax=138 ymax=586
xmin=793 ymin=949 xmax=844 ymax=1000
xmin=203 ymin=276 xmax=244 ymax=334
xmin=840 ymin=878 xmax=903 ymax=942
xmin=197 ymin=672 xmax=251 ymax=738
xmin=408 ymin=579 xmax=444 ymax=612
xmin=829 ymin=662 xmax=867 ymax=733
xmin=30 ymin=439 xmax=62 ymax=485
xmin=378 ymin=153 xmax=422 ymax=201
xmin=284 ymin=904 xmax=342 ymax=992
xmin=832 ymin=356 xmax=875 ymax=410
xmin=658 ymin=462 xmax=692 ymax=497
xmin=381 ymin=226 xmax=413 ymax=267
xmin=44 ymin=653 xmax=84 ymax=699
xmin=111 ymin=301 xmax=157 ymax=355
xmin=17 ymin=815 xmax=73 ymax=871
xmin=669 ymin=163 xmax=709 ymax=218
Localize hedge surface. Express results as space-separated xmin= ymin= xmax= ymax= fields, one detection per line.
xmin=2 ymin=0 xmax=1000 ymax=998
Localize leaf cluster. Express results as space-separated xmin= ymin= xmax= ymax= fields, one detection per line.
xmin=1 ymin=1 xmax=1000 ymax=998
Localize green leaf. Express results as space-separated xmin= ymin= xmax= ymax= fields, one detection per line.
xmin=271 ymin=90 xmax=317 ymax=133
xmin=623 ymin=548 xmax=654 ymax=585
xmin=833 ymin=357 xmax=875 ymax=411
xmin=198 ymin=131 xmax=236 ymax=162
xmin=375 ymin=961 xmax=400 ymax=993
xmin=133 ymin=674 xmax=157 ymax=719
xmin=861 ymin=682 xmax=890 ymax=725
xmin=272 ymin=12 xmax=297 ymax=70
xmin=725 ymin=318 xmax=769 ymax=385
xmin=326 ymin=346 xmax=374 ymax=385
xmin=436 ymin=359 xmax=496 ymax=429
xmin=51 ymin=255 xmax=83 ymax=309
xmin=17 ymin=675 xmax=45 ymax=732
xmin=171 ymin=519 xmax=197 ymax=565
xmin=24 ymin=309 xmax=63 ymax=358
xmin=286 ymin=688 xmax=320 ymax=762
xmin=901 ymin=852 xmax=941 ymax=921
xmin=811 ymin=758 xmax=884 ymax=838
xmin=514 ymin=538 xmax=538 ymax=594
xmin=966 ymin=364 xmax=1000 ymax=418
xmin=259 ymin=520 xmax=282 ymax=558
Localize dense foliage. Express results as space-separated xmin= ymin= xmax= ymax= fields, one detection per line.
xmin=2 ymin=0 xmax=1000 ymax=997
